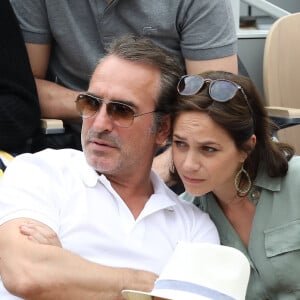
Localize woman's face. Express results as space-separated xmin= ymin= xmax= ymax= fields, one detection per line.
xmin=172 ymin=111 xmax=246 ymax=197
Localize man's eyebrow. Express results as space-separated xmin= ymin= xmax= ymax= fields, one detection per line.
xmin=116 ymin=99 xmax=137 ymax=109
xmin=87 ymin=92 xmax=138 ymax=109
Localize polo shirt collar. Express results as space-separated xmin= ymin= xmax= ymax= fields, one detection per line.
xmin=142 ymin=170 xmax=178 ymax=214
xmin=78 ymin=156 xmax=100 ymax=187
xmin=253 ymin=163 xmax=281 ymax=192
xmin=78 ymin=157 xmax=177 ymax=212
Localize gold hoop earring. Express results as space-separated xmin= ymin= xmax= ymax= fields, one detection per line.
xmin=234 ymin=164 xmax=251 ymax=195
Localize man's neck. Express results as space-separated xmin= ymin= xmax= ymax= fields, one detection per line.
xmin=108 ymin=174 xmax=154 ymax=219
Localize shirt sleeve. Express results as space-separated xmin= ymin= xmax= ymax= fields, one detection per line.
xmin=0 ymin=152 xmax=61 ymax=232
xmin=179 ymin=198 xmax=220 ymax=245
xmin=10 ymin=0 xmax=52 ymax=43
xmin=178 ymin=0 xmax=237 ymax=60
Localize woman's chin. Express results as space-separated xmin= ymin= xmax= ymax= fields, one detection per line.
xmin=183 ymin=183 xmax=210 ymax=197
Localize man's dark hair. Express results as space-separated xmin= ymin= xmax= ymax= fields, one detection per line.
xmin=106 ymin=34 xmax=183 ymax=117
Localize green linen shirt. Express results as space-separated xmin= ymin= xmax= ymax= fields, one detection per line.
xmin=183 ymin=156 xmax=300 ymax=300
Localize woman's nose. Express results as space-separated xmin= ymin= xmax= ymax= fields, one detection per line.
xmin=183 ymin=151 xmax=201 ymax=172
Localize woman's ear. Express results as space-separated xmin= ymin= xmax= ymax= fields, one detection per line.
xmin=240 ymin=134 xmax=257 ymax=162
xmin=247 ymin=134 xmax=257 ymax=150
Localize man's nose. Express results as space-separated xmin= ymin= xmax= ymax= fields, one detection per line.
xmin=91 ymin=103 xmax=114 ymax=132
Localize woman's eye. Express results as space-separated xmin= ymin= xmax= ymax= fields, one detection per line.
xmin=173 ymin=140 xmax=187 ymax=148
xmin=202 ymin=146 xmax=217 ymax=153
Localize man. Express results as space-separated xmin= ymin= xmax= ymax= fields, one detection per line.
xmin=0 ymin=36 xmax=219 ymax=300
xmin=10 ymin=0 xmax=238 ymax=151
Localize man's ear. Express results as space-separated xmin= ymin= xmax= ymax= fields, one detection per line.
xmin=156 ymin=115 xmax=171 ymax=145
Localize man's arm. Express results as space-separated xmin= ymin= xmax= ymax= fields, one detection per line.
xmin=0 ymin=218 xmax=157 ymax=300
xmin=25 ymin=43 xmax=82 ymax=123
xmin=184 ymin=55 xmax=238 ymax=75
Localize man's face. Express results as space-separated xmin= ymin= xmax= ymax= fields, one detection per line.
xmin=81 ymin=55 xmax=168 ymax=179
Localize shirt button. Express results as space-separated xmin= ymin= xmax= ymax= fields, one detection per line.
xmin=251 ymin=190 xmax=260 ymax=200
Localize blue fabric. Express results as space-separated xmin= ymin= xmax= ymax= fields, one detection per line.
xmin=155 ymin=279 xmax=235 ymax=300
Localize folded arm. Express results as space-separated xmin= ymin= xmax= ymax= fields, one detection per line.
xmin=0 ymin=218 xmax=157 ymax=300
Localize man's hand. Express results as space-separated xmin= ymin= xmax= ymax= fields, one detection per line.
xmin=19 ymin=221 xmax=62 ymax=247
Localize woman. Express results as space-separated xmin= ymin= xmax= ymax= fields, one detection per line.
xmin=171 ymin=70 xmax=300 ymax=299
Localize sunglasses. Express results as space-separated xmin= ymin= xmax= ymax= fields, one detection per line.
xmin=75 ymin=93 xmax=159 ymax=128
xmin=177 ymin=75 xmax=253 ymax=115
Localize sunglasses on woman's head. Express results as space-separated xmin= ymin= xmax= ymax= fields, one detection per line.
xmin=75 ymin=93 xmax=159 ymax=128
xmin=177 ymin=75 xmax=253 ymax=116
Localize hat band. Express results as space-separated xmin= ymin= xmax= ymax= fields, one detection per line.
xmin=154 ymin=279 xmax=236 ymax=300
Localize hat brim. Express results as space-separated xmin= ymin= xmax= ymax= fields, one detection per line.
xmin=122 ymin=290 xmax=163 ymax=300
xmin=122 ymin=289 xmax=212 ymax=300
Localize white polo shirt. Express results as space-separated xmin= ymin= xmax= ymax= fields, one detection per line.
xmin=0 ymin=149 xmax=219 ymax=299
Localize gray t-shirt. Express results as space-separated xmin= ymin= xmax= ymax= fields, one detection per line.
xmin=10 ymin=0 xmax=237 ymax=91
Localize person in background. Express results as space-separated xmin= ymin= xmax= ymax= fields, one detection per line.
xmin=0 ymin=0 xmax=40 ymax=176
xmin=171 ymin=70 xmax=299 ymax=299
xmin=9 ymin=0 xmax=238 ymax=182
xmin=0 ymin=36 xmax=219 ymax=300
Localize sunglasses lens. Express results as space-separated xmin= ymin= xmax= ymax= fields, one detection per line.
xmin=107 ymin=102 xmax=134 ymax=127
xmin=210 ymin=80 xmax=238 ymax=102
xmin=177 ymin=75 xmax=204 ymax=96
xmin=76 ymin=94 xmax=100 ymax=118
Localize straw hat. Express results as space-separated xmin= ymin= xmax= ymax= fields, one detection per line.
xmin=122 ymin=242 xmax=250 ymax=300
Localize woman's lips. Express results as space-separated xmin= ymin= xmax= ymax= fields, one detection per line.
xmin=182 ymin=175 xmax=205 ymax=184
